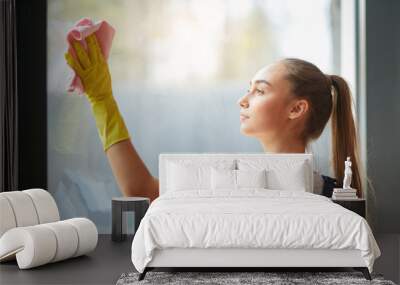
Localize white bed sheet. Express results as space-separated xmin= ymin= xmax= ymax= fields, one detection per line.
xmin=131 ymin=189 xmax=381 ymax=273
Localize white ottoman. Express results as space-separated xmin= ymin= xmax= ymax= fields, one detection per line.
xmin=0 ymin=189 xmax=98 ymax=269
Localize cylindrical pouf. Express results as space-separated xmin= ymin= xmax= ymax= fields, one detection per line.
xmin=23 ymin=189 xmax=60 ymax=223
xmin=0 ymin=218 xmax=98 ymax=269
xmin=0 ymin=192 xmax=39 ymax=227
xmin=0 ymin=226 xmax=57 ymax=269
xmin=0 ymin=196 xmax=17 ymax=237
xmin=42 ymin=220 xmax=79 ymax=262
xmin=64 ymin=218 xmax=98 ymax=257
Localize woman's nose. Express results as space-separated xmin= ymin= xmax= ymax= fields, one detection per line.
xmin=237 ymin=94 xmax=249 ymax=108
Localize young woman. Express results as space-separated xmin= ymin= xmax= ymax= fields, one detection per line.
xmin=65 ymin=34 xmax=364 ymax=203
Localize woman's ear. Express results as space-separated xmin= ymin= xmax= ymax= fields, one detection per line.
xmin=288 ymin=99 xmax=309 ymax=120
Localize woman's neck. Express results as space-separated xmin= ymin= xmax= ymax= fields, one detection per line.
xmin=259 ymin=136 xmax=306 ymax=153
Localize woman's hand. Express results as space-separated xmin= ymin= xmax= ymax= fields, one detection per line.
xmin=64 ymin=34 xmax=112 ymax=104
xmin=64 ymin=33 xmax=130 ymax=152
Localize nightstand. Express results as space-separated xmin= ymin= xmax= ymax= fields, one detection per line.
xmin=112 ymin=197 xmax=150 ymax=242
xmin=331 ymin=198 xmax=366 ymax=218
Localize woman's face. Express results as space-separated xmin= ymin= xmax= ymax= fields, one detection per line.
xmin=237 ymin=63 xmax=299 ymax=140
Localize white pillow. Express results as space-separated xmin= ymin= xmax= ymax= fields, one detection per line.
xmin=167 ymin=160 xmax=235 ymax=191
xmin=211 ymin=168 xmax=267 ymax=190
xmin=236 ymin=169 xmax=267 ymax=188
xmin=266 ymin=162 xmax=307 ymax=191
xmin=237 ymin=159 xmax=309 ymax=192
xmin=211 ymin=168 xmax=236 ymax=189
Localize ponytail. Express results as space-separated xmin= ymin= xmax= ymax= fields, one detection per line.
xmin=329 ymin=75 xmax=364 ymax=198
xmin=280 ymin=57 xmax=375 ymax=228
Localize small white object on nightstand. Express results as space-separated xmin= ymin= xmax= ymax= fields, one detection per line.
xmin=332 ymin=156 xmax=358 ymax=200
xmin=332 ymin=188 xmax=358 ymax=200
xmin=343 ymin=156 xmax=353 ymax=190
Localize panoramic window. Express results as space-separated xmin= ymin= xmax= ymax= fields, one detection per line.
xmin=48 ymin=0 xmax=346 ymax=232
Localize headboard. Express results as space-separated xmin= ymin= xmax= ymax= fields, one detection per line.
xmin=159 ymin=153 xmax=313 ymax=195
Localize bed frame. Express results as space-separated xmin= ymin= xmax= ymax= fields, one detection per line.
xmin=137 ymin=153 xmax=372 ymax=281
xmin=140 ymin=248 xmax=371 ymax=280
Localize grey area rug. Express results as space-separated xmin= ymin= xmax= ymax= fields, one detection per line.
xmin=116 ymin=271 xmax=396 ymax=285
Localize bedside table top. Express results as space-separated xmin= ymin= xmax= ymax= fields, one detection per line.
xmin=112 ymin=197 xmax=149 ymax=202
xmin=331 ymin=198 xmax=365 ymax=201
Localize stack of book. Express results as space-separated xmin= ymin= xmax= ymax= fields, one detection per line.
xmin=332 ymin=188 xmax=358 ymax=200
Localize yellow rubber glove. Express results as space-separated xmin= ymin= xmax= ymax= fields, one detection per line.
xmin=64 ymin=34 xmax=130 ymax=152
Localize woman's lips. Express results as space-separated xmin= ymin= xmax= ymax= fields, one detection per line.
xmin=240 ymin=115 xmax=249 ymax=122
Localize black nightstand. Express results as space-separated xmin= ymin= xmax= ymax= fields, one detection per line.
xmin=112 ymin=197 xmax=150 ymax=242
xmin=331 ymin=198 xmax=366 ymax=218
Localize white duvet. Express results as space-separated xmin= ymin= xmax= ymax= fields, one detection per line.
xmin=131 ymin=189 xmax=381 ymax=273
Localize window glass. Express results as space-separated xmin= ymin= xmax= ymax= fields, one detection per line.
xmin=48 ymin=0 xmax=340 ymax=232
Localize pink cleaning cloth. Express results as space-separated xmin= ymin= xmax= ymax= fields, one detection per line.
xmin=65 ymin=17 xmax=115 ymax=95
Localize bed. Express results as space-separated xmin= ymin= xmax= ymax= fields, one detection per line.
xmin=130 ymin=153 xmax=381 ymax=281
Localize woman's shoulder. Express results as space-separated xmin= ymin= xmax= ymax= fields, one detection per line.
xmin=313 ymin=170 xmax=337 ymax=197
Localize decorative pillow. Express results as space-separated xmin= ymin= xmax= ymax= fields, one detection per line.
xmin=266 ymin=161 xmax=307 ymax=191
xmin=211 ymin=168 xmax=236 ymax=189
xmin=167 ymin=160 xmax=235 ymax=191
xmin=211 ymin=168 xmax=268 ymax=190
xmin=236 ymin=169 xmax=267 ymax=188
xmin=237 ymin=159 xmax=309 ymax=192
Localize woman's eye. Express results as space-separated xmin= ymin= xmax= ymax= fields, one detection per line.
xmin=247 ymin=88 xmax=264 ymax=94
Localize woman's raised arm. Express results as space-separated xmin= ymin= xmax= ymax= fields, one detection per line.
xmin=64 ymin=34 xmax=159 ymax=202
xmin=106 ymin=140 xmax=159 ymax=202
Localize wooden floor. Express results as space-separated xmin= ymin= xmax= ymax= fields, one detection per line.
xmin=0 ymin=234 xmax=398 ymax=284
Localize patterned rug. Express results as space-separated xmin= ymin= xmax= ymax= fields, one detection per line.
xmin=116 ymin=271 xmax=396 ymax=285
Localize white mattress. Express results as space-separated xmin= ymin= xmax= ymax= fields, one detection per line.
xmin=131 ymin=189 xmax=381 ymax=273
